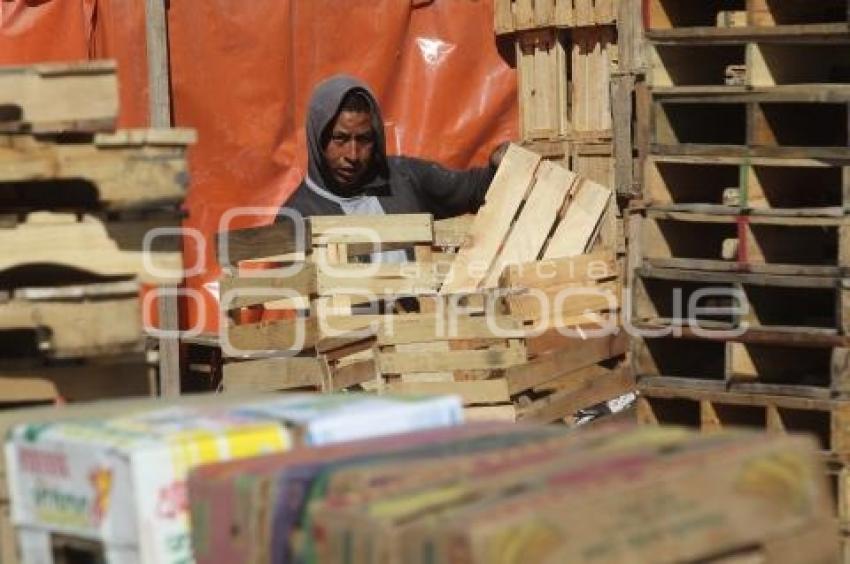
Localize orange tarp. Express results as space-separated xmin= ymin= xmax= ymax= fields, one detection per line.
xmin=1 ymin=0 xmax=518 ymax=331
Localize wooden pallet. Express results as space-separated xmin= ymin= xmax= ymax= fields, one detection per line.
xmin=494 ymin=0 xmax=617 ymax=35
xmin=0 ymin=129 xmax=195 ymax=212
xmin=644 ymin=155 xmax=850 ymax=216
xmin=441 ymin=144 xmax=612 ymax=293
xmin=638 ymin=208 xmax=850 ymax=276
xmin=637 ymin=384 xmax=850 ymax=461
xmin=633 ymin=266 xmax=850 ymax=334
xmin=0 ymin=280 xmax=144 ymax=359
xmin=0 ymin=61 xmax=117 ymax=133
xmin=646 ymin=0 xmax=850 ymax=32
xmin=0 ymin=211 xmax=184 ymax=284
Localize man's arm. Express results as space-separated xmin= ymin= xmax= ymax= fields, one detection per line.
xmin=400 ymin=143 xmax=509 ymax=219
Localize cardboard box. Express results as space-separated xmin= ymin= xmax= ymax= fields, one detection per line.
xmin=6 ymin=393 xmax=463 ymax=564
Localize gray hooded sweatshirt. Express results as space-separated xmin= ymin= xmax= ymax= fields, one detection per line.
xmin=280 ymin=75 xmax=495 ymax=220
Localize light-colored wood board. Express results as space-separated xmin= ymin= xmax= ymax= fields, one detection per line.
xmin=310 ymin=214 xmax=433 ymax=245
xmin=501 ymin=249 xmax=617 ymax=288
xmin=378 ymin=343 xmax=527 ymax=374
xmin=0 ymin=292 xmax=143 ymax=358
xmin=505 ymin=332 xmax=627 ymax=394
xmin=385 ymin=379 xmax=512 ymax=405
xmin=220 ymin=264 xmax=317 ymax=309
xmin=222 ymin=357 xmax=323 ymax=392
xmin=0 ymin=132 xmax=190 ymax=209
xmin=0 ymin=61 xmax=117 ymax=130
xmin=543 ymin=179 xmax=612 ymax=259
xmin=441 ymin=144 xmax=541 ymax=294
xmin=485 ymin=160 xmax=578 ymax=287
xmin=0 ymin=212 xmax=183 ymax=284
xmin=517 ymin=366 xmax=634 ymax=423
xmin=463 ymin=404 xmax=517 ymax=422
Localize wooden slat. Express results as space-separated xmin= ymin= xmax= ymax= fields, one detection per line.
xmin=0 ymin=61 xmax=117 ymax=131
xmin=0 ymin=289 xmax=143 ymax=358
xmin=379 ymin=342 xmax=527 ymax=374
xmin=506 ymin=280 xmax=620 ymax=324
xmin=517 ymin=366 xmax=634 ymax=423
xmin=222 ymin=357 xmax=323 ymax=392
xmin=505 ymin=332 xmax=627 ymax=394
xmin=494 ymin=0 xmax=515 ymax=34
xmin=543 ymin=179 xmax=612 ymax=259
xmin=484 ymin=160 xmax=578 ymax=287
xmin=385 ymin=379 xmax=512 ymax=405
xmin=310 ymin=214 xmax=433 ymax=245
xmin=464 ymin=404 xmax=517 ymax=421
xmin=501 ymin=249 xmax=617 ymax=288
xmin=441 ymin=144 xmax=541 ymax=294
xmin=0 ymin=212 xmax=183 ymax=284
xmin=0 ymin=131 xmax=191 ymax=210
xmin=216 ymin=218 xmax=309 ymax=266
xmin=219 ymin=263 xmax=317 ymax=309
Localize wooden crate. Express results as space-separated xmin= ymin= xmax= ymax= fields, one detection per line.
xmin=0 ymin=60 xmax=117 ymax=133
xmin=0 ymin=128 xmax=195 ymax=212
xmin=441 ymin=144 xmax=612 ymax=293
xmin=494 ymin=0 xmax=617 ymax=35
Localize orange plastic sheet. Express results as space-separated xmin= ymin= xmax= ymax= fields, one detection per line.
xmin=1 ymin=0 xmax=518 ymax=332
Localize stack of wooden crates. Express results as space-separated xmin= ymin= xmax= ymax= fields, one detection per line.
xmin=631 ymin=0 xmax=850 ymax=556
xmin=0 ymin=60 xmax=193 ymax=405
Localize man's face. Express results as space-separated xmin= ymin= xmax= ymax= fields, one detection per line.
xmin=323 ymin=110 xmax=375 ymax=191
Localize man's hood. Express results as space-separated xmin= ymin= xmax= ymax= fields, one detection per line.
xmin=305 ymin=74 xmax=390 ymax=196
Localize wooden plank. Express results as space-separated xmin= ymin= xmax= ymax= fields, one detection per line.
xmin=463 ymin=404 xmax=517 ymax=422
xmin=0 ymin=61 xmax=117 ymax=131
xmin=378 ymin=342 xmax=527 ymax=374
xmin=216 ymin=219 xmax=309 ymax=266
xmin=500 ymin=249 xmax=617 ymax=288
xmin=145 ymin=0 xmax=172 ymax=128
xmin=574 ymin=0 xmax=593 ymax=26
xmin=158 ymin=285 xmax=181 ymax=397
xmin=440 ymin=145 xmax=541 ymax=293
xmin=612 ymin=73 xmax=636 ymax=197
xmin=515 ymin=0 xmax=536 ymax=30
xmin=493 ymin=0 xmax=516 ymax=34
xmin=219 ymin=263 xmax=317 ymax=309
xmin=222 ymin=357 xmax=323 ymax=392
xmin=554 ymin=0 xmax=574 ymax=27
xmin=375 ymin=314 xmax=524 ymax=346
xmin=534 ymin=0 xmax=556 ymax=28
xmin=0 ymin=286 xmax=143 ymax=358
xmin=517 ymin=366 xmax=634 ymax=423
xmin=0 ymin=212 xmax=183 ymax=284
xmin=310 ymin=213 xmax=433 ymax=245
xmin=543 ymin=179 xmax=612 ymax=259
xmin=385 ymin=379 xmax=512 ymax=405
xmin=0 ymin=131 xmax=191 ymax=211
xmin=505 ymin=332 xmax=627 ymax=394
xmin=433 ymin=215 xmax=473 ymax=248
xmin=484 ymin=160 xmax=579 ymax=287
xmin=0 ymin=355 xmax=154 ymax=403
xmin=506 ymin=279 xmax=620 ymax=324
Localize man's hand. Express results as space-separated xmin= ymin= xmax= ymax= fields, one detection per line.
xmin=488 ymin=141 xmax=511 ymax=169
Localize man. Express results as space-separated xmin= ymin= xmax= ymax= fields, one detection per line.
xmin=281 ymin=74 xmax=507 ymax=219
